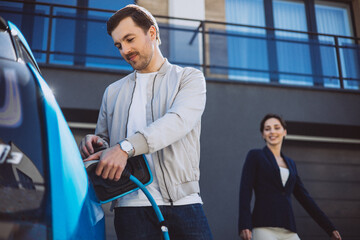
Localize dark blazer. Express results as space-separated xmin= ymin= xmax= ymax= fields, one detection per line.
xmin=238 ymin=146 xmax=335 ymax=236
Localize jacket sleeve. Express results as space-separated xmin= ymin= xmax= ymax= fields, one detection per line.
xmin=94 ymin=87 xmax=110 ymax=144
xmin=128 ymin=68 xmax=206 ymax=154
xmin=293 ymin=164 xmax=336 ymax=236
xmin=238 ymin=150 xmax=257 ymax=234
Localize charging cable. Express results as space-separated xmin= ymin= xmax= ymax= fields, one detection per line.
xmin=121 ymin=169 xmax=170 ymax=240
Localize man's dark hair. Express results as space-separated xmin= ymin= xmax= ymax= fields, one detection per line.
xmin=107 ymin=4 xmax=161 ymax=45
xmin=260 ymin=113 xmax=287 ymax=132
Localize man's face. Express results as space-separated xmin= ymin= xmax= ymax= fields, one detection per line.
xmin=111 ymin=17 xmax=155 ymax=73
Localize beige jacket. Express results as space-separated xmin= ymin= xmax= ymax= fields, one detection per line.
xmin=95 ymin=59 xmax=206 ymax=202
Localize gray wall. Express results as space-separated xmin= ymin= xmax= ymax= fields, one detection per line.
xmin=201 ymin=82 xmax=360 ymax=240
xmin=43 ymin=67 xmax=360 ymax=240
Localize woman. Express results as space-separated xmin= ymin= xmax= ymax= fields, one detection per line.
xmin=238 ymin=114 xmax=341 ymax=240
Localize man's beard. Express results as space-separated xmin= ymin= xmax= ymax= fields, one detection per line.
xmin=128 ymin=52 xmax=153 ymax=71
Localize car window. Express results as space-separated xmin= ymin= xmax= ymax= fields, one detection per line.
xmin=0 ymin=141 xmax=45 ymax=215
xmin=0 ymin=68 xmax=47 ymax=221
xmin=0 ymin=30 xmax=16 ymax=61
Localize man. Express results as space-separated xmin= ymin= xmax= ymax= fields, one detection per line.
xmin=79 ymin=4 xmax=213 ymax=240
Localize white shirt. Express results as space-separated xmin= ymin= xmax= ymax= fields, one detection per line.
xmin=279 ymin=167 xmax=289 ymax=187
xmin=116 ymin=72 xmax=202 ymax=207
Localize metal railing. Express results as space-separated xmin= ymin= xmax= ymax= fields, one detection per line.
xmin=1 ymin=0 xmax=359 ymax=90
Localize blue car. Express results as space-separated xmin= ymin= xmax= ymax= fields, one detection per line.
xmin=0 ymin=17 xmax=105 ymax=239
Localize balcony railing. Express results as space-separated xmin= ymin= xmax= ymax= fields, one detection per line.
xmin=1 ymin=0 xmax=359 ymax=90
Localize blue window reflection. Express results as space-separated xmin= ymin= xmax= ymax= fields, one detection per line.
xmin=225 ymin=0 xmax=358 ymax=89
xmin=0 ymin=0 xmax=134 ymax=70
xmin=85 ymin=11 xmax=131 ymax=70
xmin=273 ymin=0 xmax=313 ymax=86
xmin=226 ymin=0 xmax=269 ymax=82
xmin=316 ymin=1 xmax=359 ymax=89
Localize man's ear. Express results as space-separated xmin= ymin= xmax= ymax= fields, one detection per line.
xmin=148 ymin=25 xmax=157 ymax=41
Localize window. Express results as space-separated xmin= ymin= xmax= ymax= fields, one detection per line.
xmin=0 ymin=70 xmax=47 ymax=222
xmin=0 ymin=142 xmax=46 ymax=217
xmin=315 ymin=1 xmax=359 ymax=89
xmin=0 ymin=0 xmax=134 ymax=70
xmin=225 ymin=0 xmax=358 ymax=89
xmin=226 ymin=0 xmax=269 ymax=82
xmin=273 ymin=0 xmax=312 ymax=86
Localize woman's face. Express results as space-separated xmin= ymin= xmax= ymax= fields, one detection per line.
xmin=262 ymin=118 xmax=287 ymax=147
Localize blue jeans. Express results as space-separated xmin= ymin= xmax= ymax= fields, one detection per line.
xmin=114 ymin=203 xmax=213 ymax=240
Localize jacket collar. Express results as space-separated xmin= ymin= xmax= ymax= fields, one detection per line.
xmin=158 ymin=58 xmax=170 ymax=75
xmin=129 ymin=58 xmax=170 ymax=82
xmin=263 ymin=146 xmax=280 ymax=171
xmin=263 ymin=146 xmax=293 ymax=188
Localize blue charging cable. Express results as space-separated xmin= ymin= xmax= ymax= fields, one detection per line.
xmin=122 ymin=170 xmax=170 ymax=240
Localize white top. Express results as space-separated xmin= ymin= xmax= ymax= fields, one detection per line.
xmin=279 ymin=167 xmax=289 ymax=187
xmin=116 ymin=72 xmax=202 ymax=207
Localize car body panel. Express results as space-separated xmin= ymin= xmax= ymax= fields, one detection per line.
xmin=28 ymin=64 xmax=105 ymax=239
xmin=0 ymin=17 xmax=105 ymax=240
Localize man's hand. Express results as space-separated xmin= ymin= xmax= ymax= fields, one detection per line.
xmin=84 ymin=144 xmax=128 ymax=181
xmin=240 ymin=229 xmax=252 ymax=240
xmin=79 ymin=134 xmax=108 ymax=159
xmin=331 ymin=230 xmax=341 ymax=240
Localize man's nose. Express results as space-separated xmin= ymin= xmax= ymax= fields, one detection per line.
xmin=122 ymin=44 xmax=131 ymax=55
